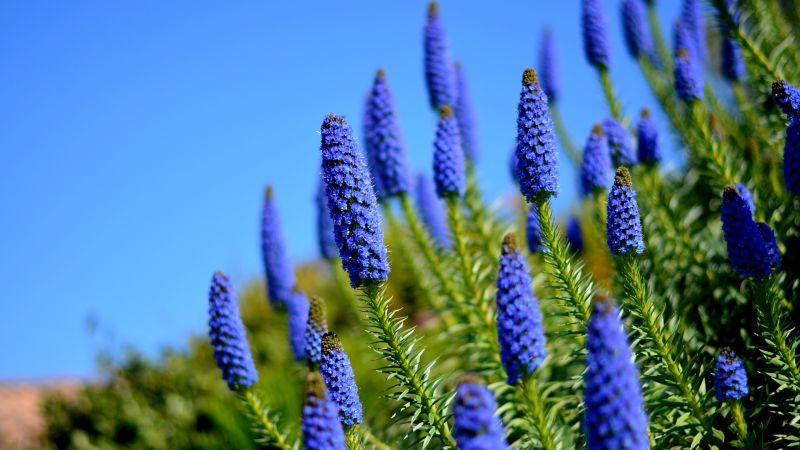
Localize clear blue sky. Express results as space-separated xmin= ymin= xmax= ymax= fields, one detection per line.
xmin=0 ymin=1 xmax=682 ymax=379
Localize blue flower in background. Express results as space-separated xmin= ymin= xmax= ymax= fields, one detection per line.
xmin=582 ymin=0 xmax=611 ymax=69
xmin=714 ymin=348 xmax=749 ymax=402
xmin=320 ymin=114 xmax=390 ymax=288
xmin=581 ymin=124 xmax=613 ymax=195
xmin=305 ymin=297 xmax=328 ymax=368
xmin=424 ymin=1 xmax=457 ymax=110
xmin=681 ymin=0 xmax=706 ymax=58
xmin=496 ymin=233 xmax=547 ymax=384
xmin=584 ymin=298 xmax=648 ymax=450
xmin=720 ymin=185 xmax=778 ymax=278
xmin=636 ymin=108 xmax=661 ymax=164
xmin=773 ymin=79 xmax=800 ymax=124
xmin=516 ymin=69 xmax=558 ymax=203
xmin=432 ymin=106 xmax=465 ymax=198
xmin=415 ymin=172 xmax=451 ymax=248
xmin=208 ymin=271 xmax=259 ymax=391
xmin=784 ymin=122 xmax=800 ymax=194
xmin=621 ymin=0 xmax=656 ymax=64
xmin=607 ymin=167 xmax=645 ymax=255
xmin=526 ymin=205 xmax=544 ymax=253
xmin=261 ymin=186 xmax=296 ymax=309
xmin=287 ymin=289 xmax=310 ymax=361
xmin=602 ymin=118 xmax=636 ymax=166
xmin=539 ymin=29 xmax=560 ymax=103
xmin=316 ymin=180 xmax=338 ymax=260
xmin=721 ymin=38 xmax=744 ymax=81
xmin=320 ymin=332 xmax=363 ymax=426
xmin=674 ymin=47 xmax=703 ymax=102
xmin=567 ymin=216 xmax=584 ymax=254
xmin=452 ymin=375 xmax=509 ymax=450
xmin=455 ymin=62 xmax=479 ymax=161
xmin=302 ymin=372 xmax=347 ymax=450
xmin=364 ymin=69 xmax=412 ymax=200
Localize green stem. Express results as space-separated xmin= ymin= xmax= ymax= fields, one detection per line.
xmin=446 ymin=196 xmax=495 ymax=336
xmin=645 ymin=1 xmax=672 ymax=74
xmin=237 ymin=389 xmax=292 ymax=450
xmin=598 ymin=68 xmax=624 ymax=122
xmin=729 ymin=400 xmax=749 ymax=445
xmin=752 ymin=277 xmax=800 ymax=384
xmin=362 ymin=282 xmax=455 ymax=447
xmin=517 ymin=377 xmax=558 ymax=450
xmin=345 ymin=425 xmax=364 ymax=450
xmin=359 ymin=426 xmax=391 ymax=450
xmin=535 ymin=199 xmax=593 ymax=331
xmin=618 ymin=256 xmax=712 ymax=435
xmin=399 ymin=193 xmax=459 ymax=302
xmin=464 ymin=163 xmax=501 ymax=263
xmin=551 ymin=103 xmax=581 ymax=166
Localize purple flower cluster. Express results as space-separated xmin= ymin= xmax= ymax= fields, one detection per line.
xmin=455 ymin=63 xmax=479 ymax=161
xmin=602 ymin=118 xmax=636 ymax=166
xmin=714 ymin=349 xmax=749 ymax=402
xmin=452 ymin=376 xmax=509 ymax=450
xmin=496 ymin=233 xmax=547 ymax=384
xmin=432 ymin=106 xmax=465 ymax=198
xmin=582 ymin=0 xmax=611 ymax=69
xmin=320 ymin=114 xmax=390 ymax=288
xmin=305 ymin=296 xmax=328 ymax=368
xmin=415 ymin=172 xmax=451 ymax=248
xmin=208 ymin=272 xmax=258 ymax=391
xmin=364 ymin=69 xmax=412 ymax=200
xmin=567 ymin=216 xmax=585 ymax=254
xmin=607 ymin=167 xmax=645 ymax=255
xmin=539 ymin=29 xmax=559 ymax=103
xmin=515 ymin=69 xmax=558 ymax=203
xmin=636 ymin=108 xmax=661 ymax=164
xmin=320 ymin=332 xmax=363 ymax=426
xmin=287 ymin=290 xmax=310 ymax=361
xmin=424 ymin=1 xmax=457 ymax=110
xmin=584 ymin=298 xmax=648 ymax=450
xmin=302 ymin=372 xmax=347 ymax=450
xmin=261 ymin=187 xmax=296 ymax=309
xmin=773 ymin=80 xmax=800 ymax=193
xmin=720 ymin=185 xmax=780 ymax=278
xmin=621 ymin=0 xmax=656 ymax=63
xmin=581 ymin=124 xmax=612 ymax=195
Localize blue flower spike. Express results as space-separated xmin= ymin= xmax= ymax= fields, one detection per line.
xmin=674 ymin=47 xmax=704 ymax=102
xmin=455 ymin=62 xmax=479 ymax=161
xmin=452 ymin=375 xmax=509 ymax=450
xmin=415 ymin=172 xmax=451 ymax=248
xmin=208 ymin=271 xmax=259 ymax=391
xmin=320 ymin=332 xmax=363 ymax=427
xmin=305 ymin=296 xmax=329 ymax=369
xmin=539 ymin=29 xmax=560 ymax=103
xmin=316 ymin=181 xmax=338 ymax=260
xmin=567 ymin=216 xmax=584 ymax=254
xmin=602 ymin=118 xmax=637 ymax=166
xmin=320 ymin=114 xmax=390 ymax=288
xmin=582 ymin=0 xmax=611 ymax=69
xmin=714 ymin=348 xmax=749 ymax=402
xmin=607 ymin=167 xmax=645 ymax=255
xmin=424 ymin=1 xmax=457 ymax=110
xmin=515 ymin=68 xmax=559 ymax=204
xmin=581 ymin=124 xmax=613 ymax=195
xmin=302 ymin=371 xmax=347 ymax=450
xmin=720 ymin=184 xmax=780 ymax=278
xmin=496 ymin=233 xmax=547 ymax=384
xmin=261 ymin=186 xmax=297 ymax=309
xmin=287 ymin=288 xmax=310 ymax=361
xmin=432 ymin=105 xmax=466 ymax=199
xmin=772 ymin=79 xmax=800 ymax=123
xmin=526 ymin=205 xmax=544 ymax=253
xmin=364 ymin=69 xmax=412 ymax=200
xmin=621 ymin=0 xmax=656 ymax=63
xmin=636 ymin=108 xmax=661 ymax=164
xmin=584 ymin=297 xmax=649 ymax=450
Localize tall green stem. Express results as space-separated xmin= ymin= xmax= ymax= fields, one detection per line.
xmin=598 ymin=68 xmax=624 ymax=122
xmin=730 ymin=400 xmax=749 ymax=446
xmin=361 ymin=282 xmax=455 ymax=447
xmin=617 ymin=256 xmax=712 ymax=435
xmin=551 ymin=103 xmax=581 ymax=166
xmin=752 ymin=277 xmax=800 ymax=385
xmin=237 ymin=389 xmax=293 ymax=450
xmin=517 ymin=377 xmax=559 ymax=450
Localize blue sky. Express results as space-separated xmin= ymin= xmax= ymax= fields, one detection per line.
xmin=0 ymin=1 xmax=682 ymax=379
